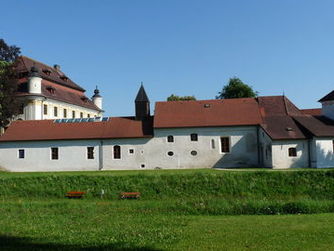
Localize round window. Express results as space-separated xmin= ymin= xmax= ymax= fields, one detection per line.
xmin=191 ymin=150 xmax=197 ymax=156
xmin=167 ymin=151 xmax=174 ymax=156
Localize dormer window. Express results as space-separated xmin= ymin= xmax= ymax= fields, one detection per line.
xmin=60 ymin=75 xmax=68 ymax=81
xmin=81 ymin=97 xmax=88 ymax=102
xmin=42 ymin=69 xmax=52 ymax=75
xmin=46 ymin=86 xmax=56 ymax=94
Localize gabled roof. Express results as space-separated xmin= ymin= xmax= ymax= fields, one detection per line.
xmin=301 ymin=108 xmax=322 ymax=116
xmin=293 ymin=115 xmax=334 ymax=137
xmin=0 ymin=117 xmax=153 ymax=142
xmin=14 ymin=56 xmax=85 ymax=92
xmin=135 ymin=85 xmax=149 ymax=102
xmin=258 ymin=96 xmax=307 ymax=140
xmin=154 ymin=98 xmax=262 ymax=128
xmin=14 ymin=56 xmax=101 ymax=112
xmin=318 ymin=90 xmax=334 ymax=102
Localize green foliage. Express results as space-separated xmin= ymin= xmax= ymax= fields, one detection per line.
xmin=167 ymin=94 xmax=196 ymax=101
xmin=216 ymin=77 xmax=258 ymax=99
xmin=0 ymin=39 xmax=21 ymax=127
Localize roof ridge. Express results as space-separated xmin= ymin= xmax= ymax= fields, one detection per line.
xmin=20 ymin=55 xmax=56 ymax=71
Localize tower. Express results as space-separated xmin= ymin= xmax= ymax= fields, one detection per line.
xmin=92 ymin=86 xmax=103 ymax=110
xmin=28 ymin=66 xmax=42 ymax=94
xmin=135 ymin=84 xmax=150 ymax=120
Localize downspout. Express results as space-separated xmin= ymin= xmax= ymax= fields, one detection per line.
xmin=99 ymin=140 xmax=104 ymax=170
xmin=257 ymin=126 xmax=261 ymax=167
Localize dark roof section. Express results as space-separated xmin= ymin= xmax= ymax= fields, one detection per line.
xmin=293 ymin=115 xmax=334 ymax=137
xmin=301 ymin=108 xmax=321 ymax=116
xmin=135 ymin=85 xmax=149 ymax=102
xmin=258 ymin=96 xmax=307 ymax=140
xmin=318 ymin=90 xmax=334 ymax=102
xmin=154 ymin=98 xmax=262 ymax=128
xmin=0 ymin=117 xmax=153 ymax=142
xmin=14 ymin=56 xmax=85 ymax=92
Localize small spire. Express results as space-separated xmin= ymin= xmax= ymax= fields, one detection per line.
xmin=93 ymin=85 xmax=101 ymax=97
xmin=135 ymin=84 xmax=149 ymax=102
xmin=29 ymin=65 xmax=40 ymax=77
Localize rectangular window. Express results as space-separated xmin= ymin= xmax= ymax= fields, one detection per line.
xmin=63 ymin=109 xmax=67 ymax=118
xmin=72 ymin=111 xmax=75 ymax=118
xmin=129 ymin=149 xmax=134 ymax=154
xmin=80 ymin=112 xmax=83 ymax=118
xmin=167 ymin=135 xmax=174 ymax=143
xmin=288 ymin=147 xmax=297 ymax=157
xmin=51 ymin=147 xmax=59 ymax=160
xmin=87 ymin=114 xmax=90 ymax=118
xmin=19 ymin=103 xmax=24 ymax=114
xmin=18 ymin=149 xmax=25 ymax=159
xmin=190 ymin=133 xmax=198 ymax=141
xmin=220 ymin=137 xmax=230 ymax=153
xmin=54 ymin=107 xmax=58 ymax=117
xmin=87 ymin=147 xmax=94 ymax=159
xmin=43 ymin=104 xmax=48 ymax=115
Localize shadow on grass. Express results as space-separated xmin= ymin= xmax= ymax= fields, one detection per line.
xmin=0 ymin=235 xmax=160 ymax=251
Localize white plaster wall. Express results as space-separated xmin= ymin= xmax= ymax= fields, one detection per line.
xmin=0 ymin=140 xmax=100 ymax=172
xmin=102 ymin=138 xmax=151 ymax=170
xmin=148 ymin=126 xmax=259 ymax=169
xmin=271 ymin=140 xmax=309 ymax=169
xmin=258 ymin=128 xmax=273 ymax=168
xmin=313 ymin=137 xmax=334 ymax=168
xmin=28 ymin=77 xmax=42 ymax=94
xmin=321 ymin=102 xmax=334 ymax=120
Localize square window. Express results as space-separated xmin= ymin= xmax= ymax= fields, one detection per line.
xmin=167 ymin=135 xmax=174 ymax=143
xmin=18 ymin=149 xmax=25 ymax=159
xmin=51 ymin=147 xmax=59 ymax=160
xmin=129 ymin=149 xmax=134 ymax=154
xmin=288 ymin=147 xmax=297 ymax=157
xmin=87 ymin=147 xmax=94 ymax=159
xmin=190 ymin=133 xmax=198 ymax=141
xmin=220 ymin=137 xmax=230 ymax=153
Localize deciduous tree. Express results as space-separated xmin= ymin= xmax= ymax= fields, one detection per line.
xmin=216 ymin=77 xmax=258 ymax=99
xmin=167 ymin=94 xmax=196 ymax=101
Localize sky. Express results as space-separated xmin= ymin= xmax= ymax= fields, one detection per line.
xmin=1 ymin=0 xmax=334 ymax=116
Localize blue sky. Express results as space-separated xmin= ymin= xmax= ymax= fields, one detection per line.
xmin=1 ymin=0 xmax=334 ymax=116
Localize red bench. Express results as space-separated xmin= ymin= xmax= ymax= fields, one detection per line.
xmin=66 ymin=191 xmax=85 ymax=199
xmin=120 ymin=192 xmax=140 ymax=199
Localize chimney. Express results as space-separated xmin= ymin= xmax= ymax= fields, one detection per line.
xmin=53 ymin=64 xmax=61 ymax=71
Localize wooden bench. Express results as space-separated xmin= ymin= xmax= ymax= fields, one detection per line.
xmin=66 ymin=191 xmax=85 ymax=199
xmin=120 ymin=192 xmax=140 ymax=199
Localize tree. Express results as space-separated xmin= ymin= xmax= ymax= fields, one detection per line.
xmin=167 ymin=94 xmax=196 ymax=101
xmin=216 ymin=77 xmax=258 ymax=99
xmin=0 ymin=39 xmax=21 ymax=127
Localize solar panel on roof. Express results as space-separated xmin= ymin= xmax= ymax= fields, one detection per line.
xmin=74 ymin=118 xmax=81 ymax=123
xmin=102 ymin=117 xmax=109 ymax=122
xmin=61 ymin=119 xmax=67 ymax=123
xmin=88 ymin=118 xmax=95 ymax=122
xmin=81 ymin=118 xmax=89 ymax=122
xmin=54 ymin=119 xmax=62 ymax=123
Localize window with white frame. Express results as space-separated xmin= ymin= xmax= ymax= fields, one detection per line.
xmin=18 ymin=149 xmax=25 ymax=159
xmin=87 ymin=147 xmax=94 ymax=159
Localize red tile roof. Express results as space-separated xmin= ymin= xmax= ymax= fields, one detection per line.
xmin=0 ymin=117 xmax=153 ymax=142
xmin=14 ymin=56 xmax=101 ymax=111
xmin=301 ymin=108 xmax=321 ymax=116
xmin=293 ymin=115 xmax=334 ymax=137
xmin=318 ymin=90 xmax=334 ymax=102
xmin=258 ymin=96 xmax=307 ymax=140
xmin=154 ymin=98 xmax=263 ymax=128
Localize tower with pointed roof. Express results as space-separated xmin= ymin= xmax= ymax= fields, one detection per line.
xmin=92 ymin=86 xmax=103 ymax=110
xmin=135 ymin=84 xmax=150 ymax=120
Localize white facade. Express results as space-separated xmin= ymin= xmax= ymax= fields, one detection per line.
xmin=310 ymin=137 xmax=334 ymax=168
xmin=321 ymin=101 xmax=334 ymax=120
xmin=0 ymin=126 xmax=260 ymax=172
xmin=16 ymin=98 xmax=102 ymax=121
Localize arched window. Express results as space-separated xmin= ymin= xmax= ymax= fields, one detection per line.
xmin=190 ymin=133 xmax=198 ymax=141
xmin=114 ymin=145 xmax=121 ymax=159
xmin=288 ymin=147 xmax=297 ymax=157
xmin=167 ymin=135 xmax=174 ymax=143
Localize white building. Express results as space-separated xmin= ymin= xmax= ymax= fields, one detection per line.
xmin=1 ymin=83 xmax=334 ymax=172
xmin=14 ymin=56 xmax=103 ymax=121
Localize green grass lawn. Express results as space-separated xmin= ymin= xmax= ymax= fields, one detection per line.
xmin=0 ymin=199 xmax=333 ymax=250
xmin=0 ymin=169 xmax=333 ymax=249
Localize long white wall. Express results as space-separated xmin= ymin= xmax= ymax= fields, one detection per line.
xmin=258 ymin=128 xmax=273 ymax=168
xmin=0 ymin=126 xmax=260 ymax=172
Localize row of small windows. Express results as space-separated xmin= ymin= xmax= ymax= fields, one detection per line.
xmin=43 ymin=105 xmax=92 ymax=118
xmin=167 ymin=133 xmax=198 ymax=143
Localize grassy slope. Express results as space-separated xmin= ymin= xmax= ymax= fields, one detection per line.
xmin=0 ymin=200 xmax=334 ymax=250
